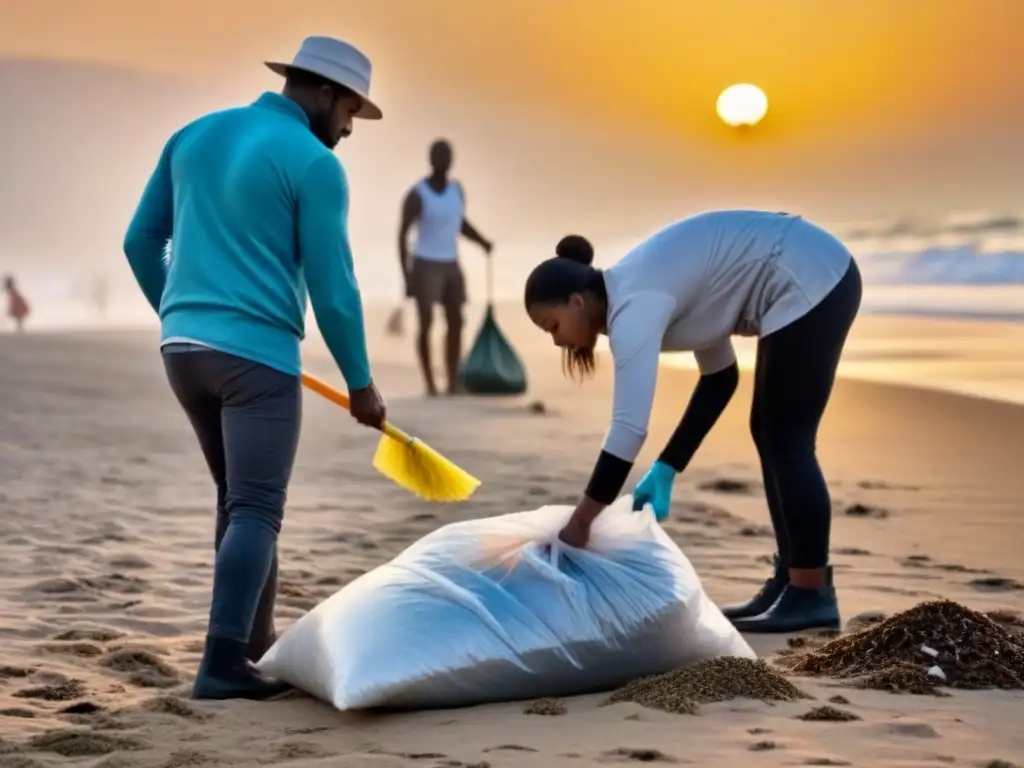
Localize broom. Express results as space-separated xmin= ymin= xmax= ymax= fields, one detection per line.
xmin=300 ymin=371 xmax=481 ymax=503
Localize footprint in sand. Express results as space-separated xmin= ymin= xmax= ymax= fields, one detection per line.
xmin=675 ymin=501 xmax=732 ymax=528
xmin=796 ymin=706 xmax=861 ymax=722
xmin=49 ymin=574 xmax=151 ymax=597
xmin=843 ymin=503 xmax=890 ymax=519
xmin=271 ymin=742 xmax=336 ymax=762
xmin=483 ymin=745 xmax=539 ymax=753
xmin=282 ymin=727 xmax=333 ymax=737
xmin=156 ymin=750 xmax=219 ymax=768
xmin=57 ymin=702 xmax=104 ymax=715
xmin=882 ymin=720 xmax=939 ymax=738
xmin=52 ymin=627 xmax=125 ymax=643
xmin=935 ymin=563 xmax=990 ymax=574
xmin=99 ymin=649 xmax=180 ymax=689
xmin=749 ymin=741 xmax=777 ymax=752
xmin=900 ymin=556 xmax=991 ymax=576
xmin=27 ymin=729 xmax=150 ymax=758
xmin=369 ymin=749 xmax=448 ymax=760
xmin=79 ymin=522 xmax=138 ymax=545
xmin=13 ymin=677 xmax=87 ymax=702
xmin=857 ymin=480 xmax=919 ymax=491
xmin=30 ymin=577 xmax=95 ymax=597
xmin=834 ymin=547 xmax=872 ymax=556
xmin=0 ymin=665 xmax=36 ymax=681
xmin=37 ymin=642 xmax=105 ymax=658
xmin=407 ymin=512 xmax=439 ymax=523
xmin=0 ymin=707 xmax=36 ymax=719
xmin=107 ymin=554 xmax=152 ymax=570
xmin=698 ymin=478 xmax=759 ymax=495
xmin=140 ymin=695 xmax=209 ymax=721
xmin=969 ymin=577 xmax=1024 ymax=593
xmin=314 ymin=575 xmax=344 ymax=587
xmin=600 ymin=747 xmax=679 ymax=763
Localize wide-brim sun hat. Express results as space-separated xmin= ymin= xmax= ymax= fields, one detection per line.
xmin=266 ymin=35 xmax=382 ymax=120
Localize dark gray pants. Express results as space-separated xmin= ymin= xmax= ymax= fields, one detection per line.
xmin=162 ymin=345 xmax=301 ymax=655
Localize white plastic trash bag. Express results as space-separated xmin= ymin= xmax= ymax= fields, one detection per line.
xmin=257 ymin=496 xmax=755 ymax=710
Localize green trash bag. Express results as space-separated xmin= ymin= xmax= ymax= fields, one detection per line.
xmin=458 ymin=260 xmax=528 ymax=395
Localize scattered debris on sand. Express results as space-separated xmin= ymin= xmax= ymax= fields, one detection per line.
xmin=602 ymin=657 xmax=809 ymax=715
xmin=522 ymin=697 xmax=566 ymax=716
xmin=797 ymin=705 xmax=861 ymax=722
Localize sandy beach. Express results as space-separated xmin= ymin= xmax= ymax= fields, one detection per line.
xmin=1 ymin=303 xmax=1022 ymax=767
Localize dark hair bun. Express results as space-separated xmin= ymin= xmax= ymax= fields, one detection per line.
xmin=555 ymin=234 xmax=594 ymax=266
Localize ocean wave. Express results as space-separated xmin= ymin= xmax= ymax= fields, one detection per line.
xmin=856 ymin=244 xmax=1024 ymax=285
xmin=844 ymin=210 xmax=1024 ymax=285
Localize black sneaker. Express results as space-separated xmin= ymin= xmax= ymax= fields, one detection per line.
xmin=191 ymin=636 xmax=292 ymax=701
xmin=720 ymin=555 xmax=788 ymax=620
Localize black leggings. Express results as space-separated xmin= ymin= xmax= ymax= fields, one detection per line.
xmin=752 ymin=259 xmax=862 ymax=569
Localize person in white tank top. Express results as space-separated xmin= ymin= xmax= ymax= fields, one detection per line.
xmin=398 ymin=140 xmax=493 ymax=395
xmin=524 ymin=210 xmax=863 ymax=635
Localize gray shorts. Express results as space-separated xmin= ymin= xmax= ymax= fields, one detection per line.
xmin=410 ymin=257 xmax=466 ymax=312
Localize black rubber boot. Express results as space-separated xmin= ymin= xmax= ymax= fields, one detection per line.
xmin=730 ymin=567 xmax=840 ymax=634
xmin=191 ymin=636 xmax=291 ymax=701
xmin=246 ymin=555 xmax=279 ymax=663
xmin=720 ymin=555 xmax=789 ymax=620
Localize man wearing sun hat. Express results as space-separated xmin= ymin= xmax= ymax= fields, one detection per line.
xmin=124 ymin=36 xmax=386 ymax=700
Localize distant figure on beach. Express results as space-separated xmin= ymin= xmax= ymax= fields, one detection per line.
xmin=90 ymin=275 xmax=109 ymax=318
xmin=398 ymin=139 xmax=494 ymax=396
xmin=524 ymin=211 xmax=862 ymax=634
xmin=2 ymin=274 xmax=30 ymax=332
xmin=123 ymin=36 xmax=387 ymax=700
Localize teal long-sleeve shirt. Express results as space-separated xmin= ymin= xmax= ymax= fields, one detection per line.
xmin=123 ymin=91 xmax=372 ymax=390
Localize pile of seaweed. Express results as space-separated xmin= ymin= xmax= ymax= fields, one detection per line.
xmin=790 ymin=600 xmax=1024 ymax=693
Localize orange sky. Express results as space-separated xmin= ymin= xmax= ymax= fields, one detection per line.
xmin=1 ymin=0 xmax=1023 ymax=296
xmin=3 ymin=0 xmax=1020 ymax=142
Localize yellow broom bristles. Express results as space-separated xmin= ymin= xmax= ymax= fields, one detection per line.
xmin=299 ymin=370 xmax=479 ymax=502
xmin=371 ymin=433 xmax=481 ymax=502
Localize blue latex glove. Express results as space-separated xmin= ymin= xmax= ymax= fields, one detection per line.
xmin=631 ymin=460 xmax=677 ymax=521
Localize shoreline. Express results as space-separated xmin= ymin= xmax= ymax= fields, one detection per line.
xmin=12 ymin=304 xmax=1023 ymax=409
xmin=2 ymin=309 xmax=1024 ymax=411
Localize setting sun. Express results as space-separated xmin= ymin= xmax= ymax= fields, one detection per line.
xmin=716 ymin=83 xmax=769 ymax=128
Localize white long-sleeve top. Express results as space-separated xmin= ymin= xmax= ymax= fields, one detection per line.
xmin=600 ymin=210 xmax=853 ymax=463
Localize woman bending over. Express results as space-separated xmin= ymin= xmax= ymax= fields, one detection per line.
xmin=524 ymin=210 xmax=862 ymax=634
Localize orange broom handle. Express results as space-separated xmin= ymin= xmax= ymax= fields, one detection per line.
xmin=300 ymin=371 xmax=413 ymax=444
